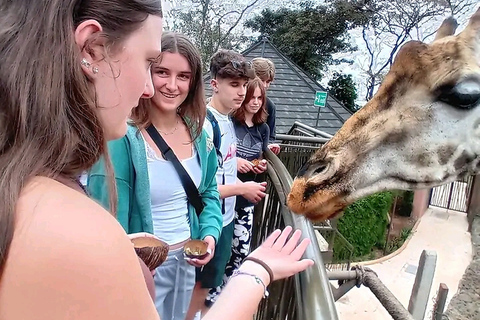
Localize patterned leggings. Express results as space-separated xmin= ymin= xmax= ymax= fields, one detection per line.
xmin=205 ymin=204 xmax=254 ymax=306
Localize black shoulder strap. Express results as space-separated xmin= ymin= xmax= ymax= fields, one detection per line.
xmin=206 ymin=109 xmax=221 ymax=151
xmin=146 ymin=125 xmax=204 ymax=217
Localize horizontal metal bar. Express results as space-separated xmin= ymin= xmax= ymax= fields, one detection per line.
xmin=327 ymin=270 xmax=358 ymax=281
xmin=276 ymin=133 xmax=330 ymax=143
xmin=291 ymin=121 xmax=334 ymax=139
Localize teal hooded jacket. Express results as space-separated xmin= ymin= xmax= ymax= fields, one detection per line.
xmin=87 ymin=125 xmax=222 ymax=243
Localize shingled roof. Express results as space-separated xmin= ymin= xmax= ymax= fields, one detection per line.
xmin=203 ymin=38 xmax=353 ymax=135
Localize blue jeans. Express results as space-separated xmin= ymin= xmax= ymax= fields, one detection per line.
xmin=155 ymin=246 xmax=195 ymax=320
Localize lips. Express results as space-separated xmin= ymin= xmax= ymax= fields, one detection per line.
xmin=160 ymin=92 xmax=179 ymax=99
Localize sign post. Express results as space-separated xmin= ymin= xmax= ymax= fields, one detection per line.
xmin=314 ymin=91 xmax=328 ymax=127
xmin=314 ymin=91 xmax=328 ymax=108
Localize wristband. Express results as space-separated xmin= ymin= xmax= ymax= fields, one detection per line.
xmin=243 ymin=256 xmax=274 ymax=285
xmin=231 ymin=269 xmax=269 ymax=298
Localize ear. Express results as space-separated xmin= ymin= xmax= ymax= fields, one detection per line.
xmin=210 ymin=79 xmax=219 ymax=93
xmin=74 ymin=19 xmax=105 ymax=75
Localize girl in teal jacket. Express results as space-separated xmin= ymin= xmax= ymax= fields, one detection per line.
xmin=88 ymin=32 xmax=222 ymax=320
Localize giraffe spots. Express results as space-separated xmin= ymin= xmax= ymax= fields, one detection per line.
xmin=382 ymin=128 xmax=409 ymax=145
xmin=454 ymin=151 xmax=475 ymax=171
xmin=414 ymin=152 xmax=433 ymax=167
xmin=437 ymin=145 xmax=457 ymax=165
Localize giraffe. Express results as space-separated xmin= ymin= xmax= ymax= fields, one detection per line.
xmin=287 ymin=8 xmax=480 ymax=222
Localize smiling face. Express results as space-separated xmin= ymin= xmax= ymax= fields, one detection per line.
xmin=150 ymin=52 xmax=192 ymax=112
xmin=245 ymin=86 xmax=263 ymax=115
xmin=93 ymin=15 xmax=162 ymax=140
xmin=287 ymin=10 xmax=480 ymax=221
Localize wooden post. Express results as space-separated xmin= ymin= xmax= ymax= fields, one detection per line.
xmin=432 ymin=283 xmax=449 ymax=320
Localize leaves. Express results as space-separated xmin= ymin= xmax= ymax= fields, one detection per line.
xmin=245 ymin=1 xmax=373 ymax=80
xmin=328 ymin=73 xmax=358 ymax=112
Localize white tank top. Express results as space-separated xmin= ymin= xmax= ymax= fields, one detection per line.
xmin=144 ymin=137 xmax=202 ymax=245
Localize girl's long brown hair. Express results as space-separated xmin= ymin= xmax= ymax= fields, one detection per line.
xmin=0 ymin=0 xmax=162 ymax=274
xmin=132 ymin=32 xmax=206 ymax=140
xmin=232 ymin=77 xmax=268 ymax=125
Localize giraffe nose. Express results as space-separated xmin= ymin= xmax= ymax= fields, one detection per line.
xmin=437 ymin=75 xmax=480 ymax=109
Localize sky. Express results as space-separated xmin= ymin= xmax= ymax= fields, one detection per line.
xmin=161 ymin=1 xmax=478 ymax=106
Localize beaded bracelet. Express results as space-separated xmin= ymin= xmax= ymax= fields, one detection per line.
xmin=230 ymin=269 xmax=270 ymax=298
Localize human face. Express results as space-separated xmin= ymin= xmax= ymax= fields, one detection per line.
xmin=150 ymin=52 xmax=191 ymax=113
xmin=94 ymin=15 xmax=163 ymax=140
xmin=212 ymin=77 xmax=247 ymax=114
xmin=245 ymin=86 xmax=263 ymax=116
xmin=261 ymin=79 xmax=272 ymax=90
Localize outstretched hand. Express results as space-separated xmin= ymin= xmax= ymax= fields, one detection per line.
xmin=246 ymin=226 xmax=314 ymax=282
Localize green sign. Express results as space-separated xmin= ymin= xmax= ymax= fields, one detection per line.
xmin=314 ymin=91 xmax=328 ymax=107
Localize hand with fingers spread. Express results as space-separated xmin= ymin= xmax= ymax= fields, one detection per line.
xmin=240 ymin=181 xmax=267 ymax=204
xmin=241 ymin=226 xmax=314 ymax=283
xmin=202 ymin=226 xmax=314 ymax=320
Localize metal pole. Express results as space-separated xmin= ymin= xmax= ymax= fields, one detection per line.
xmin=408 ymin=250 xmax=437 ymax=320
xmin=331 ymin=280 xmax=357 ymax=301
xmin=266 ymin=149 xmax=339 ymax=320
xmin=433 ymin=283 xmax=449 ymax=320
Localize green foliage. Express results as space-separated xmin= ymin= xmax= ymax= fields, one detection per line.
xmin=245 ymin=0 xmax=373 ymax=80
xmin=396 ymin=190 xmax=414 ymax=217
xmin=328 ymin=72 xmax=358 ymax=112
xmin=336 ymin=192 xmax=393 ymax=258
xmin=385 ymin=226 xmax=413 ymax=254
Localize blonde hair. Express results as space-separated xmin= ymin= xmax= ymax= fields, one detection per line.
xmin=252 ymin=58 xmax=275 ymax=82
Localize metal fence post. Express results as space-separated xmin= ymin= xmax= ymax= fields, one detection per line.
xmin=408 ymin=250 xmax=437 ymax=320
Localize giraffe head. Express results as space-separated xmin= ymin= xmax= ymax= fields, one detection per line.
xmin=287 ymin=8 xmax=480 ymax=221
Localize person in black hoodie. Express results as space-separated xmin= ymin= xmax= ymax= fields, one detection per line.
xmin=252 ymin=58 xmax=280 ymax=154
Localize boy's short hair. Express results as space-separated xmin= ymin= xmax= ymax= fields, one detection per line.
xmin=252 ymin=57 xmax=276 ymax=82
xmin=210 ymin=49 xmax=255 ymax=80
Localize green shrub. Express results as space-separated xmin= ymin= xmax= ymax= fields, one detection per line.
xmin=397 ymin=190 xmax=414 ymax=217
xmin=336 ymin=192 xmax=393 ymax=258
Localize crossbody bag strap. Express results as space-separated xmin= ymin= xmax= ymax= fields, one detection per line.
xmin=146 ymin=125 xmax=204 ymax=217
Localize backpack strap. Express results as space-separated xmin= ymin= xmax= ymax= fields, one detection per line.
xmin=205 ymin=109 xmax=226 ymax=215
xmin=206 ymin=109 xmax=221 ymax=151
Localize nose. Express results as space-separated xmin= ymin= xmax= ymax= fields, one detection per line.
xmin=142 ymin=74 xmax=154 ymax=99
xmin=238 ymin=86 xmax=246 ymax=97
xmin=166 ymin=76 xmax=177 ymax=91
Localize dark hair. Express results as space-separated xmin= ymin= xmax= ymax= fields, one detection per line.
xmin=0 ymin=0 xmax=162 ymax=274
xmin=132 ymin=32 xmax=205 ymax=140
xmin=232 ymin=77 xmax=268 ymax=125
xmin=209 ymin=49 xmax=256 ymax=80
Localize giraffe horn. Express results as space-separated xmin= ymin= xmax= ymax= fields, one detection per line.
xmin=459 ymin=6 xmax=480 ymax=43
xmin=434 ymin=16 xmax=458 ymax=41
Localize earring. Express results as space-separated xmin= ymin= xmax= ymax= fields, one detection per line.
xmin=81 ymin=58 xmax=91 ymax=68
xmin=92 ymin=67 xmax=99 ymax=74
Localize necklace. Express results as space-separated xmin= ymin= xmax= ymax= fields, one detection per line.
xmin=157 ymin=118 xmax=179 ymax=136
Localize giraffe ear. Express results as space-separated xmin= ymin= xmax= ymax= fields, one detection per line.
xmin=459 ymin=7 xmax=480 ymax=43
xmin=434 ymin=16 xmax=458 ymax=41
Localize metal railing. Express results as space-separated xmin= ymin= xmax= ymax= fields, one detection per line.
xmin=252 ymin=148 xmax=339 ymax=320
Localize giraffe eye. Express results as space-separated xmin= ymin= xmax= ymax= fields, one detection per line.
xmin=436 ymin=76 xmax=480 ymax=109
